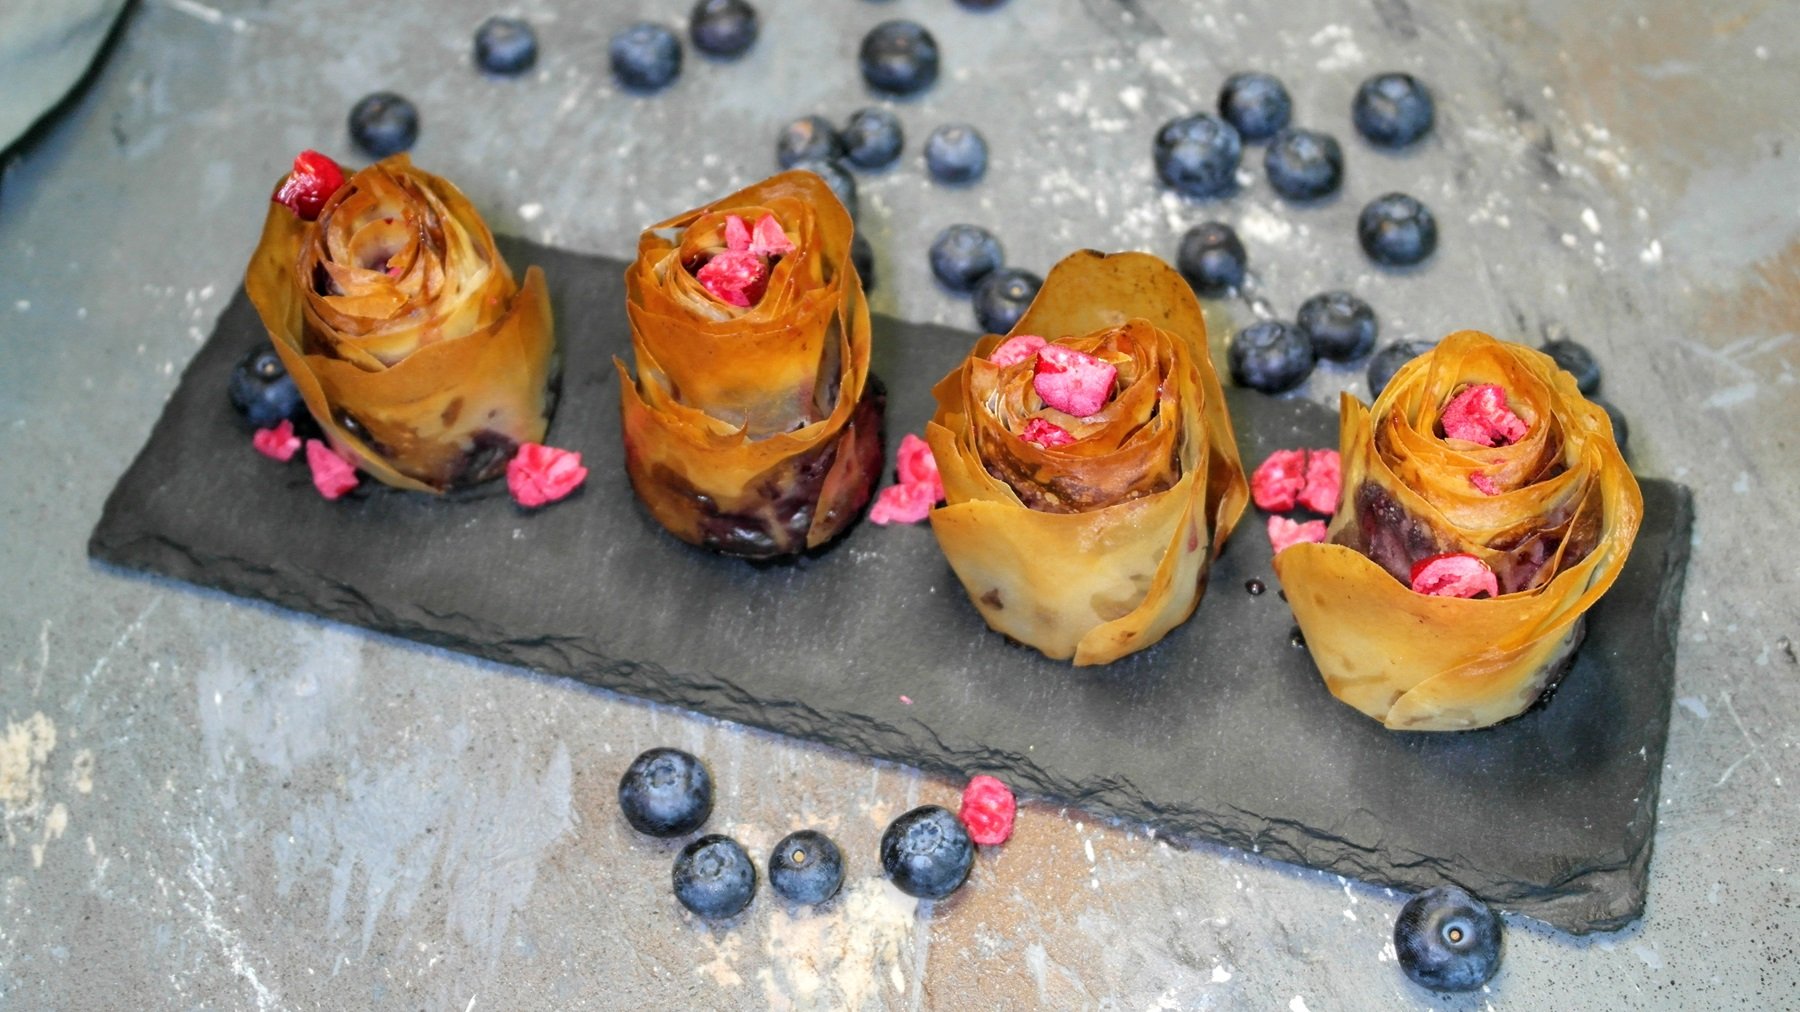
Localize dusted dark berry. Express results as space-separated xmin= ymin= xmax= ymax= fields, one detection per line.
xmin=880 ymin=805 xmax=974 ymax=900
xmin=610 ymin=22 xmax=682 ymax=92
xmin=924 ymin=124 xmax=988 ymax=185
xmin=1595 ymin=399 xmax=1629 ymax=453
xmin=688 ymin=0 xmax=759 ymax=58
xmin=1264 ymin=128 xmax=1344 ymax=201
xmin=1354 ymin=72 xmax=1435 ymax=148
xmin=777 ymin=115 xmax=846 ymax=169
xmin=842 ymin=107 xmax=904 ymax=170
xmin=972 ymin=267 xmax=1042 ymax=334
xmin=1540 ymin=338 xmax=1601 ymax=393
xmin=1176 ymin=221 xmax=1247 ymax=296
xmin=1394 ymin=885 xmax=1502 ymax=992
xmin=929 ymin=224 xmax=1003 ymax=292
xmin=769 ymin=830 xmax=845 ymax=905
xmin=851 ymin=232 xmax=876 ymax=291
xmin=347 ymin=92 xmax=419 ymax=158
xmin=1358 ymin=193 xmax=1438 ymax=266
xmin=794 ymin=158 xmax=858 ymax=220
xmin=1217 ymin=72 xmax=1292 ymax=142
xmin=618 ymin=747 xmax=712 ymax=837
xmin=1153 ymin=113 xmax=1242 ymax=198
xmin=673 ymin=834 xmax=757 ymax=918
xmin=1367 ymin=339 xmax=1435 ymax=396
xmin=860 ymin=20 xmax=939 ymax=96
xmin=1230 ymin=320 xmax=1315 ymax=393
xmin=1296 ymin=291 xmax=1378 ymax=361
xmin=473 ymin=16 xmax=537 ymax=76
xmin=228 ymin=347 xmax=304 ymax=428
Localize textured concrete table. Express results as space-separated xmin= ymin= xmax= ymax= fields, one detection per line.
xmin=2 ymin=0 xmax=1796 ymax=1007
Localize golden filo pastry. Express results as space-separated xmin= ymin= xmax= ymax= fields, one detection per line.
xmin=1274 ymin=331 xmax=1643 ymax=730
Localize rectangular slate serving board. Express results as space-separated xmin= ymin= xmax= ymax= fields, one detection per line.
xmin=90 ymin=238 xmax=1693 ymax=933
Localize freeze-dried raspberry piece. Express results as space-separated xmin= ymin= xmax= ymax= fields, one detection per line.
xmin=1410 ymin=553 xmax=1500 ymax=598
xmin=896 ymin=433 xmax=941 ymax=495
xmin=252 ymin=419 xmax=301 ymax=462
xmin=273 ymin=150 xmax=345 ymax=221
xmin=305 ymin=439 xmax=359 ymax=500
xmin=988 ymin=334 xmax=1047 ymax=367
xmin=1252 ymin=448 xmax=1308 ymax=511
xmin=1268 ymin=515 xmax=1327 ymax=554
xmin=1033 ymin=344 xmax=1117 ymax=417
xmin=1298 ymin=449 xmax=1340 ymax=515
xmin=748 ymin=214 xmax=794 ymax=256
xmin=1020 ymin=417 xmax=1076 ymax=447
xmin=696 ymin=249 xmax=770 ymax=307
xmin=507 ymin=443 xmax=588 ymax=508
xmin=723 ymin=213 xmax=752 ymax=252
xmin=959 ymin=774 xmax=1016 ymax=846
xmin=1469 ymin=471 xmax=1500 ymax=496
xmin=1440 ymin=384 xmax=1529 ymax=447
xmin=869 ymin=481 xmax=935 ymax=525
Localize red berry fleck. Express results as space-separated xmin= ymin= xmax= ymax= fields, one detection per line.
xmin=506 ymin=443 xmax=588 ymax=508
xmin=895 ymin=433 xmax=942 ymax=497
xmin=252 ymin=419 xmax=302 ymax=462
xmin=748 ymin=214 xmax=795 ymax=256
xmin=273 ymin=150 xmax=346 ymax=222
xmin=959 ymin=775 xmax=1016 ymax=846
xmin=723 ymin=214 xmax=752 ymax=252
xmin=1033 ymin=344 xmax=1117 ymax=417
xmin=869 ymin=481 xmax=935 ymax=525
xmin=1440 ymin=384 xmax=1529 ymax=447
xmin=696 ymin=250 xmax=770 ymax=307
xmin=1020 ymin=417 xmax=1076 ymax=447
xmin=1469 ymin=471 xmax=1500 ymax=496
xmin=1298 ymin=449 xmax=1340 ymax=515
xmin=1268 ymin=515 xmax=1327 ymax=554
xmin=988 ymin=334 xmax=1047 ymax=367
xmin=1410 ymin=553 xmax=1500 ymax=598
xmin=1251 ymin=449 xmax=1308 ymax=511
xmin=305 ymin=439 xmax=359 ymax=500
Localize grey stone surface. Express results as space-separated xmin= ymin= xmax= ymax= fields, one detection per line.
xmin=2 ymin=0 xmax=1797 ymax=1007
xmin=0 ymin=0 xmax=128 ymax=153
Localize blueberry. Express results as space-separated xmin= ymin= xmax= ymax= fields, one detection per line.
xmin=1264 ymin=128 xmax=1344 ymax=201
xmin=618 ymin=747 xmax=712 ymax=837
xmin=777 ymin=115 xmax=847 ymax=170
xmin=1354 ymin=72 xmax=1435 ymax=148
xmin=1217 ymin=72 xmax=1292 ymax=142
xmin=1540 ymin=338 xmax=1601 ymax=394
xmin=851 ymin=232 xmax=876 ymax=291
xmin=473 ymin=16 xmax=538 ymax=76
xmin=972 ymin=267 xmax=1042 ymax=334
xmin=1229 ymin=320 xmax=1315 ymax=393
xmin=1366 ymin=339 xmax=1435 ymax=396
xmin=929 ymin=224 xmax=1004 ymax=292
xmin=879 ymin=805 xmax=974 ymax=900
xmin=1153 ymin=113 xmax=1242 ymax=198
xmin=346 ymin=92 xmax=419 ymax=158
xmin=955 ymin=0 xmax=1010 ymax=8
xmin=924 ymin=124 xmax=988 ymax=185
xmin=610 ymin=22 xmax=682 ymax=92
xmin=1176 ymin=221 xmax=1247 ymax=296
xmin=1595 ymin=399 xmax=1629 ymax=453
xmin=1358 ymin=193 xmax=1438 ymax=266
xmin=1296 ymin=291 xmax=1378 ymax=361
xmin=794 ymin=158 xmax=858 ymax=220
xmin=673 ymin=834 xmax=757 ymax=919
xmin=769 ymin=830 xmax=845 ymax=905
xmin=688 ymin=0 xmax=759 ymax=58
xmin=1394 ymin=885 xmax=1502 ymax=992
xmin=859 ymin=20 xmax=939 ymax=96
xmin=228 ymin=347 xmax=304 ymax=428
xmin=842 ymin=108 xmax=904 ymax=170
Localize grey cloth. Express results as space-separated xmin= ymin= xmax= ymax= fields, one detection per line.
xmin=0 ymin=0 xmax=130 ymax=153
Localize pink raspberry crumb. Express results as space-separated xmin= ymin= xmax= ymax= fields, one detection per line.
xmin=1251 ymin=449 xmax=1308 ymax=512
xmin=696 ymin=249 xmax=770 ymax=307
xmin=895 ymin=433 xmax=942 ymax=497
xmin=869 ymin=481 xmax=935 ymax=525
xmin=305 ymin=439 xmax=359 ymax=500
xmin=959 ymin=775 xmax=1016 ymax=846
xmin=507 ymin=443 xmax=589 ymax=508
xmin=252 ymin=419 xmax=302 ymax=462
xmin=1440 ymin=384 xmax=1529 ymax=447
xmin=748 ymin=214 xmax=794 ymax=256
xmin=1469 ymin=471 xmax=1500 ymax=496
xmin=1268 ymin=515 xmax=1327 ymax=554
xmin=1020 ymin=417 xmax=1076 ymax=448
xmin=988 ymin=334 xmax=1047 ymax=367
xmin=723 ymin=214 xmax=752 ymax=252
xmin=1033 ymin=344 xmax=1117 ymax=417
xmin=1410 ymin=553 xmax=1500 ymax=598
xmin=273 ymin=150 xmax=345 ymax=222
xmin=1298 ymin=449 xmax=1340 ymax=515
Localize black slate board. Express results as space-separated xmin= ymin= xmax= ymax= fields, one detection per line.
xmin=90 ymin=238 xmax=1693 ymax=934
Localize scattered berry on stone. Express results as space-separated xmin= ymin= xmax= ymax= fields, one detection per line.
xmin=794 ymin=158 xmax=858 ymax=219
xmin=1217 ymin=72 xmax=1292 ymax=142
xmin=1230 ymin=320 xmax=1316 ymax=393
xmin=1296 ymin=291 xmax=1377 ymax=361
xmin=610 ymin=22 xmax=683 ymax=92
xmin=229 ymin=347 xmax=304 ymax=428
xmin=880 ymin=805 xmax=974 ymax=899
xmin=842 ymin=107 xmax=904 ymax=169
xmin=929 ymin=224 xmax=1004 ymax=292
xmin=1540 ymin=338 xmax=1601 ymax=394
xmin=673 ymin=834 xmax=757 ymax=918
xmin=1367 ymin=339 xmax=1434 ymax=396
xmin=618 ymin=747 xmax=713 ymax=837
xmin=768 ymin=830 xmax=845 ymax=905
xmin=688 ymin=0 xmax=759 ymax=58
xmin=1354 ymin=72 xmax=1436 ymax=148
xmin=924 ymin=123 xmax=988 ymax=185
xmin=777 ymin=115 xmax=847 ymax=169
xmin=1358 ymin=192 xmax=1438 ymax=266
xmin=473 ymin=16 xmax=538 ymax=75
xmin=1153 ymin=113 xmax=1243 ymax=198
xmin=1394 ymin=885 xmax=1503 ymax=992
xmin=859 ymin=20 xmax=939 ymax=95
xmin=972 ymin=267 xmax=1042 ymax=334
xmin=1176 ymin=221 xmax=1247 ymax=296
xmin=347 ymin=92 xmax=419 ymax=158
xmin=1264 ymin=128 xmax=1344 ymax=201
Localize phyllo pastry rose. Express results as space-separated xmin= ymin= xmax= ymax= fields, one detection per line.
xmin=1274 ymin=330 xmax=1643 ymax=731
xmin=616 ymin=170 xmax=882 ymax=559
xmin=926 ymin=250 xmax=1248 ymax=665
xmin=244 ymin=153 xmax=556 ymax=492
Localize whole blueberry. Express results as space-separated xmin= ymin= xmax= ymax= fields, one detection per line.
xmin=880 ymin=805 xmax=974 ymax=900
xmin=1264 ymin=128 xmax=1344 ymax=201
xmin=1394 ymin=885 xmax=1502 ymax=992
xmin=1595 ymin=399 xmax=1629 ymax=453
xmin=924 ymin=124 xmax=988 ymax=185
xmin=972 ymin=267 xmax=1042 ymax=334
xmin=473 ymin=16 xmax=538 ymax=76
xmin=1176 ymin=221 xmax=1247 ymax=296
xmin=851 ymin=232 xmax=876 ymax=291
xmin=1354 ymin=72 xmax=1435 ymax=148
xmin=673 ymin=834 xmax=757 ymax=919
xmin=618 ymin=747 xmax=712 ymax=837
xmin=929 ymin=224 xmax=1004 ymax=291
xmin=1296 ymin=291 xmax=1378 ymax=361
xmin=1540 ymin=338 xmax=1601 ymax=393
xmin=1358 ymin=192 xmax=1438 ymax=266
xmin=1217 ymin=72 xmax=1292 ymax=142
xmin=842 ymin=108 xmax=904 ymax=170
xmin=1367 ymin=339 xmax=1435 ymax=396
xmin=688 ymin=0 xmax=759 ymax=58
xmin=610 ymin=22 xmax=682 ymax=92
xmin=777 ymin=115 xmax=847 ymax=169
xmin=794 ymin=158 xmax=858 ymax=220
xmin=769 ymin=830 xmax=845 ymax=905
xmin=860 ymin=20 xmax=939 ymax=96
xmin=1230 ymin=320 xmax=1316 ymax=393
xmin=1153 ymin=113 xmax=1242 ymax=198
xmin=346 ymin=92 xmax=419 ymax=158
xmin=229 ymin=347 xmax=304 ymax=428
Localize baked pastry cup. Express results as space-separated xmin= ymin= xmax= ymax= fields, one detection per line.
xmin=244 ymin=154 xmax=556 ymax=492
xmin=1274 ymin=330 xmax=1643 ymax=730
xmin=616 ymin=170 xmax=883 ymax=559
xmin=926 ymin=250 xmax=1248 ymax=665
